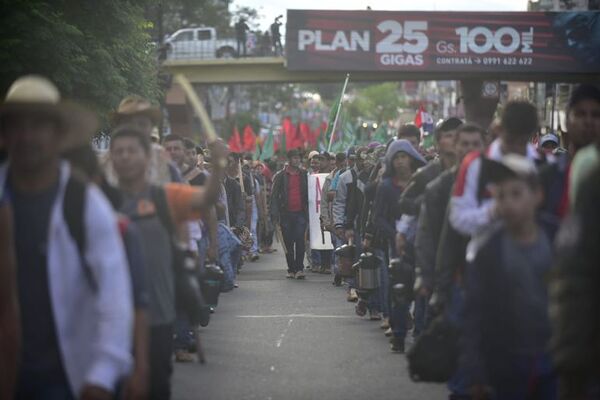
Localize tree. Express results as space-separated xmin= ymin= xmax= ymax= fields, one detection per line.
xmin=0 ymin=0 xmax=160 ymax=125
xmin=146 ymin=0 xmax=238 ymax=40
xmin=346 ymin=83 xmax=404 ymax=123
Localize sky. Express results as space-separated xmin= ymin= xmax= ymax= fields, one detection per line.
xmin=234 ymin=0 xmax=530 ymax=31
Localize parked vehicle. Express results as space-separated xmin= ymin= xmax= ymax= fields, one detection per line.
xmin=164 ymin=27 xmax=255 ymax=60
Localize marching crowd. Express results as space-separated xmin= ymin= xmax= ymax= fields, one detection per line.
xmin=0 ymin=73 xmax=600 ymax=400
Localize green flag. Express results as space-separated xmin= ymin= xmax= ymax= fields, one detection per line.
xmin=260 ymin=129 xmax=274 ymax=161
xmin=372 ymin=124 xmax=387 ymax=143
xmin=254 ymin=142 xmax=261 ymax=160
xmin=280 ymin=130 xmax=287 ymax=154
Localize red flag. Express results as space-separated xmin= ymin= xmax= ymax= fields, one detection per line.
xmin=283 ymin=117 xmax=300 ymax=150
xmin=228 ymin=127 xmax=242 ymax=153
xmin=298 ymin=122 xmax=311 ymax=148
xmin=414 ymin=105 xmax=424 ymax=128
xmin=242 ymin=124 xmax=257 ymax=152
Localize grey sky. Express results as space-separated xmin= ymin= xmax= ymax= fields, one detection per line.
xmin=234 ymin=0 xmax=529 ymax=31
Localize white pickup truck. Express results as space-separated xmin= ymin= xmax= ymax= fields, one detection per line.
xmin=164 ymin=27 xmax=253 ymax=60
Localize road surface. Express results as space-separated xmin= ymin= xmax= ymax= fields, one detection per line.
xmin=173 ymin=248 xmax=448 ymax=400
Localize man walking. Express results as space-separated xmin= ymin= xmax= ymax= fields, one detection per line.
xmin=0 ymin=75 xmax=134 ymax=399
xmin=270 ymin=150 xmax=309 ymax=279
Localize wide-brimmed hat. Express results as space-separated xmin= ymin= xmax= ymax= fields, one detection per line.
xmin=110 ymin=95 xmax=161 ymax=126
xmin=0 ymin=75 xmax=98 ymax=150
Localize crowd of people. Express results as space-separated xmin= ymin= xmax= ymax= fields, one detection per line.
xmin=259 ymin=85 xmax=600 ymax=400
xmin=0 ymin=73 xmax=600 ymax=400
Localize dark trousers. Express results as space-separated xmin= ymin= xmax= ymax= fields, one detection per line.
xmin=280 ymin=211 xmax=307 ymax=273
xmin=236 ymin=37 xmax=246 ymax=56
xmin=150 ymin=323 xmax=174 ymax=400
xmin=15 ymin=369 xmax=74 ymax=400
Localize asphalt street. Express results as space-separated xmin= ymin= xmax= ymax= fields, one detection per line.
xmin=173 ymin=248 xmax=448 ymax=400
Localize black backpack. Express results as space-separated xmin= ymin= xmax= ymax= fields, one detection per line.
xmin=63 ymin=175 xmax=97 ymax=292
xmin=149 ymin=186 xmax=211 ymax=328
xmin=406 ymin=315 xmax=460 ymax=382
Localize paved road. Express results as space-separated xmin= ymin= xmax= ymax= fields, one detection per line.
xmin=173 ymin=248 xmax=448 ymax=400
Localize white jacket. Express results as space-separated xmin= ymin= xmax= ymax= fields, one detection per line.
xmin=0 ymin=161 xmax=133 ymax=395
xmin=449 ymin=139 xmax=540 ymax=236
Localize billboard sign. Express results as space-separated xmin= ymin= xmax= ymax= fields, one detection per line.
xmin=286 ymin=10 xmax=600 ymax=74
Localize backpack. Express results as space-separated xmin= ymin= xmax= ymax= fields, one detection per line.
xmin=149 ymin=186 xmax=211 ymax=327
xmin=63 ymin=174 xmax=98 ymax=292
xmin=406 ymin=315 xmax=460 ymax=382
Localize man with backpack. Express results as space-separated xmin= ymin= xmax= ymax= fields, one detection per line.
xmin=109 ymin=126 xmax=227 ymax=400
xmin=0 ymin=75 xmax=134 ymax=400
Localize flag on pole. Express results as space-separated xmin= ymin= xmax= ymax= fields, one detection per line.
xmin=260 ymin=129 xmax=275 ymax=161
xmin=242 ymin=125 xmax=257 ymax=152
xmin=228 ymin=126 xmax=242 ymax=153
xmin=414 ymin=105 xmax=434 ymax=132
xmin=327 ymin=74 xmax=351 ymax=152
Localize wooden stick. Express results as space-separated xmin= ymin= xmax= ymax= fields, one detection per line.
xmin=174 ymin=73 xmax=218 ymax=144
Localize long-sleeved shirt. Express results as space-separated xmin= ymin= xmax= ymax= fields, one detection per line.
xmin=449 ymin=139 xmax=540 ymax=236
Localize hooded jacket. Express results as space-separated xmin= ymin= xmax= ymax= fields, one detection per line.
xmin=368 ymin=140 xmax=426 ymax=245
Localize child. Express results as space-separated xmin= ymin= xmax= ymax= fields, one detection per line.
xmin=462 ymin=154 xmax=558 ymax=400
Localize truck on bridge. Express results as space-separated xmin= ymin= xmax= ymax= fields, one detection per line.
xmin=164 ymin=27 xmax=256 ymax=60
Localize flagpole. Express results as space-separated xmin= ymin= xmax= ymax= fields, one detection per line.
xmin=327 ymin=73 xmax=350 ymax=153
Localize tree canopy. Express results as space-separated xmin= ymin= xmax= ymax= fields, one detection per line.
xmin=0 ymin=0 xmax=161 ymax=125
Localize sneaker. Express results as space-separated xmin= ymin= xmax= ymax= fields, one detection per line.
xmin=295 ymin=271 xmax=306 ymax=280
xmin=380 ymin=318 xmax=390 ymax=330
xmin=355 ymin=300 xmax=368 ymax=317
xmin=320 ymin=268 xmax=332 ymax=275
xmin=384 ymin=327 xmax=393 ymax=337
xmin=390 ymin=337 xmax=405 ymax=353
xmin=310 ymin=265 xmax=321 ymax=273
xmin=369 ymin=311 xmax=382 ymax=321
xmin=250 ymin=254 xmax=259 ymax=262
xmin=286 ymin=272 xmax=295 ymax=279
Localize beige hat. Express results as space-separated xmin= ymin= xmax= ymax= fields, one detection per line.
xmin=111 ymin=95 xmax=161 ymax=126
xmin=0 ymin=75 xmax=98 ymax=150
xmin=308 ymin=150 xmax=320 ymax=160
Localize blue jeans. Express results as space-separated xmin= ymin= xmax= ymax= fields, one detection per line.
xmin=250 ymin=200 xmax=258 ymax=254
xmin=311 ymin=248 xmax=321 ymax=268
xmin=331 ymin=236 xmax=341 ymax=275
xmin=218 ymin=223 xmax=242 ymax=291
xmin=447 ymin=283 xmax=469 ymax=396
xmin=280 ymin=212 xmax=307 ymax=273
xmin=173 ymin=317 xmax=195 ymax=351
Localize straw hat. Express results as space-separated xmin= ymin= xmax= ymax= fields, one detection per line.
xmin=111 ymin=95 xmax=161 ymax=126
xmin=0 ymin=75 xmax=98 ymax=150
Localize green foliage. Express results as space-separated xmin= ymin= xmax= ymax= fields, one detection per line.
xmin=0 ymin=0 xmax=160 ymax=126
xmin=347 ymin=83 xmax=405 ymax=123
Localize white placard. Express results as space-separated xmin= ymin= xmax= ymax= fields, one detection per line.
xmin=308 ymin=173 xmax=334 ymax=250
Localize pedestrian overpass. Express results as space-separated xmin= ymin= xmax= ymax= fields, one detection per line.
xmin=162 ymin=56 xmax=595 ymax=84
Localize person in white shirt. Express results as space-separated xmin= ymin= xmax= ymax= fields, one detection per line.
xmin=0 ymin=75 xmax=133 ymax=400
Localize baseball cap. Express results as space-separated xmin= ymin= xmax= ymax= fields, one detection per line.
xmin=540 ymin=133 xmax=559 ymax=147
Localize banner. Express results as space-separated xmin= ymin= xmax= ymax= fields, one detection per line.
xmin=308 ymin=173 xmax=334 ymax=250
xmin=286 ymin=10 xmax=600 ymax=74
